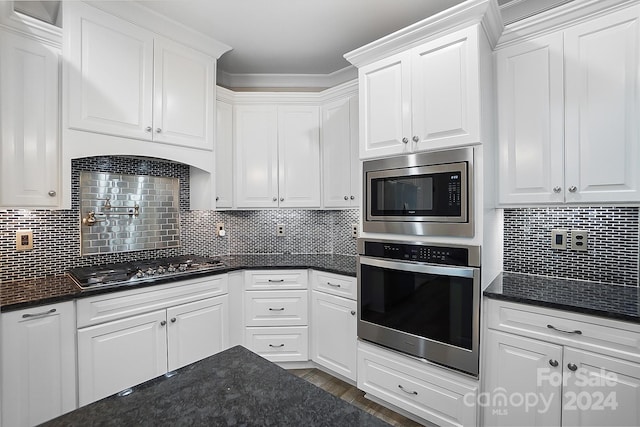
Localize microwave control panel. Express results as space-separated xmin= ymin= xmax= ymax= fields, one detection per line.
xmin=364 ymin=241 xmax=469 ymax=266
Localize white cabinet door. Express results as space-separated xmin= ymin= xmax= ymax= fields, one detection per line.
xmin=278 ymin=105 xmax=321 ymax=208
xmin=215 ymin=100 xmax=233 ymax=208
xmin=496 ymin=32 xmax=565 ymax=204
xmin=310 ymin=291 xmax=357 ymax=381
xmin=358 ymin=51 xmax=412 ymax=159
xmin=77 ymin=310 xmax=167 ymax=406
xmin=562 ymin=347 xmax=640 ymax=427
xmin=0 ymin=30 xmax=59 ymax=208
xmin=166 ymin=295 xmax=229 ymax=371
xmin=483 ymin=330 xmax=563 ymax=427
xmin=1 ymin=302 xmax=76 ymax=427
xmin=66 ymin=2 xmax=154 ymax=140
xmin=412 ymin=26 xmax=480 ymax=151
xmin=322 ymin=95 xmax=359 ymax=208
xmin=153 ymin=36 xmax=215 ymax=150
xmin=234 ymin=104 xmax=279 ymax=208
xmin=564 ymin=6 xmax=640 ymax=203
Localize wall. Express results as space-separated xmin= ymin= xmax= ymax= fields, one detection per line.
xmin=0 ymin=156 xmax=359 ymax=282
xmin=503 ymin=207 xmax=639 ymax=286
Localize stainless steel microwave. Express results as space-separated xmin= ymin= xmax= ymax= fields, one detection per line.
xmin=363 ymin=147 xmax=474 ymax=237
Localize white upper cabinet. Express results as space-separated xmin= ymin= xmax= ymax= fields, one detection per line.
xmin=65 ymin=2 xmax=215 ymax=150
xmin=0 ymin=29 xmax=60 ymax=208
xmin=322 ymin=94 xmax=360 ymax=208
xmin=235 ymin=104 xmax=320 ymax=208
xmin=496 ymin=3 xmax=640 ymax=205
xmin=215 ymin=100 xmax=233 ymax=208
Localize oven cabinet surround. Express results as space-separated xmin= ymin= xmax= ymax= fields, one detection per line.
xmin=496 ymin=1 xmax=640 ymax=205
xmin=0 ymin=27 xmax=60 ymax=208
xmin=1 ymin=301 xmax=77 ymax=427
xmin=76 ymin=275 xmax=229 ymax=406
xmin=344 ymin=0 xmax=502 ymax=159
xmin=358 ymin=340 xmax=478 ymax=427
xmin=234 ymin=104 xmax=321 ymax=208
xmin=310 ymin=271 xmax=357 ymax=381
xmin=482 ymin=298 xmax=640 ymax=426
xmin=242 ymin=270 xmax=309 ymax=362
xmin=60 ymin=1 xmax=230 ymax=209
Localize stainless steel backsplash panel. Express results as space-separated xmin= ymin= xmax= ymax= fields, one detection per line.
xmin=79 ymin=171 xmax=181 ymax=255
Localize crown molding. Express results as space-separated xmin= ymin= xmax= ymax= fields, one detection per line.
xmin=216 ymin=65 xmax=358 ymax=91
xmin=496 ymin=0 xmax=639 ymax=48
xmin=344 ymin=0 xmax=503 ymax=68
xmin=0 ymin=1 xmax=62 ymax=48
xmin=216 ymin=79 xmax=358 ymax=104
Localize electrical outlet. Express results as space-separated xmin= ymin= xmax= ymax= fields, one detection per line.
xmin=571 ymin=230 xmax=588 ymax=251
xmin=351 ymin=224 xmax=358 ymax=238
xmin=216 ymin=222 xmax=226 ymax=237
xmin=276 ymin=224 xmax=285 ymax=236
xmin=16 ymin=230 xmax=33 ymax=251
xmin=551 ymin=229 xmax=567 ymax=249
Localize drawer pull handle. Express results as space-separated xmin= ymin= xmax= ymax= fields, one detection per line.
xmin=547 ymin=324 xmax=582 ymax=335
xmin=549 ymin=359 xmax=559 ymax=367
xmin=398 ymin=385 xmax=418 ymax=396
xmin=327 ymin=282 xmax=341 ymax=288
xmin=22 ymin=308 xmax=56 ymax=318
xmin=567 ymin=363 xmax=578 ymax=371
xmin=268 ymin=279 xmax=284 ymax=283
xmin=268 ymin=307 xmax=285 ymax=311
xmin=269 ymin=344 xmax=285 ymax=348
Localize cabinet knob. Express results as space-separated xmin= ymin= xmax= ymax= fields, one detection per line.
xmin=160 ymin=320 xmax=166 ymax=326
xmin=553 ymin=186 xmax=561 ymax=193
xmin=568 ymin=186 xmax=577 ymax=193
xmin=412 ymin=135 xmax=419 ymax=143
xmin=216 ymin=196 xmax=220 ymax=201
xmin=350 ymin=195 xmax=355 ymax=200
xmin=155 ymin=128 xmax=162 ymax=133
xmin=350 ymin=310 xmax=356 ymax=316
xmin=170 ymin=317 xmax=176 ymax=323
xmin=344 ymin=196 xmax=349 ymax=200
xmin=145 ymin=126 xmax=152 ymax=132
xmin=273 ymin=197 xmax=277 ymax=202
xmin=567 ymin=363 xmax=578 ymax=371
xmin=549 ymin=359 xmax=559 ymax=367
xmin=280 ymin=197 xmax=284 ymax=202
xmin=48 ymin=190 xmax=57 ymax=197
xmin=402 ymin=137 xmax=409 ymax=144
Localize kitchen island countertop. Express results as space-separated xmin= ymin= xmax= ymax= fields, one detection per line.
xmin=42 ymin=345 xmax=390 ymax=427
xmin=0 ymin=253 xmax=356 ymax=312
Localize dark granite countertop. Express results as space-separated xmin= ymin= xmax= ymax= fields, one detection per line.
xmin=43 ymin=345 xmax=389 ymax=427
xmin=0 ymin=254 xmax=356 ymax=312
xmin=484 ymin=272 xmax=640 ymax=324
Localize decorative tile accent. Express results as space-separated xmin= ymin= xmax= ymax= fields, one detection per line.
xmin=79 ymin=172 xmax=180 ymax=255
xmin=503 ymin=207 xmax=639 ymax=286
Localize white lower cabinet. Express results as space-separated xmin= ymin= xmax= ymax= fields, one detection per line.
xmin=483 ymin=299 xmax=640 ymax=427
xmin=1 ymin=301 xmax=77 ymax=426
xmin=242 ymin=270 xmax=308 ymax=362
xmin=76 ymin=276 xmax=229 ymax=406
xmin=358 ymin=340 xmax=478 ymax=427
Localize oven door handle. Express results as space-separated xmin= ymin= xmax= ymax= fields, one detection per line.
xmin=358 ymin=255 xmax=477 ymax=279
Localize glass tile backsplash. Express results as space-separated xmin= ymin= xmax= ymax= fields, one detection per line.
xmin=79 ymin=172 xmax=181 ymax=255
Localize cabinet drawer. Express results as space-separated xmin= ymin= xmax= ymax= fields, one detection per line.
xmin=244 ymin=290 xmax=308 ymax=326
xmin=486 ymin=299 xmax=640 ymax=363
xmin=244 ymin=326 xmax=308 ymax=362
xmin=312 ymin=270 xmax=356 ymax=300
xmin=358 ymin=341 xmax=477 ymax=427
xmin=244 ymin=270 xmax=308 ymax=290
xmin=77 ymin=274 xmax=228 ymax=327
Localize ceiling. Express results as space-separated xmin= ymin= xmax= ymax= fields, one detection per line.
xmin=136 ymin=0 xmax=467 ymax=77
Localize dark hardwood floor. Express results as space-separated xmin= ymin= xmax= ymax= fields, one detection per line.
xmin=289 ymin=368 xmax=425 ymax=427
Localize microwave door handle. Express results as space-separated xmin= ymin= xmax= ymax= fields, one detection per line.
xmin=358 ymin=255 xmax=476 ymax=279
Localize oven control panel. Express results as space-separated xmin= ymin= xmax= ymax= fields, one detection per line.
xmin=364 ymin=241 xmax=469 ymax=266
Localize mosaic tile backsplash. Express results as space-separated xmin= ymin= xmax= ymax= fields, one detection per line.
xmin=0 ymin=156 xmax=359 ymax=282
xmin=504 ymin=207 xmax=639 ymax=286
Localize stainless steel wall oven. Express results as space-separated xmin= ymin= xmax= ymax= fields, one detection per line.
xmin=363 ymin=147 xmax=473 ymax=237
xmin=357 ymin=238 xmax=481 ymax=376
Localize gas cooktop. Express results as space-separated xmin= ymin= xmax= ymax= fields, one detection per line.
xmin=68 ymin=255 xmax=227 ymax=289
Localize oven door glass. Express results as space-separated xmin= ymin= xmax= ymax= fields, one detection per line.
xmin=358 ymin=256 xmax=478 ymax=351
